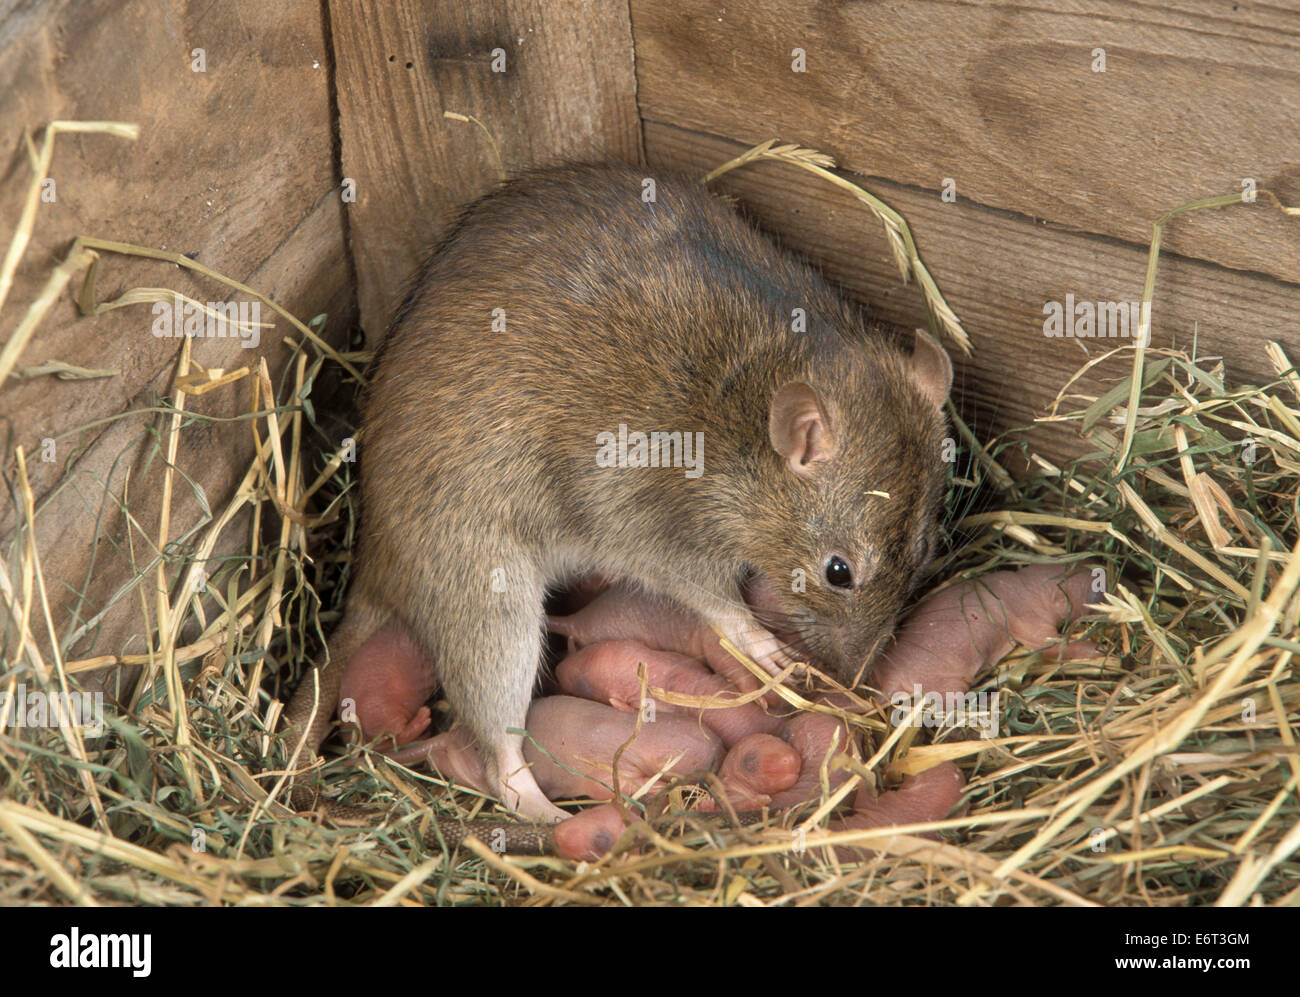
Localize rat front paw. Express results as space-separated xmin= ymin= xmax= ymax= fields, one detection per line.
xmin=731 ymin=626 xmax=803 ymax=679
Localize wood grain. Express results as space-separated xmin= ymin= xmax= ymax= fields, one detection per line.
xmin=645 ymin=122 xmax=1300 ymax=462
xmin=330 ymin=0 xmax=642 ymax=337
xmin=0 ymin=0 xmax=351 ymax=665
xmin=631 ymin=0 xmax=1300 ymax=287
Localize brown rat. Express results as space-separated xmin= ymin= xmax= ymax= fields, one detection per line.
xmin=285 ymin=161 xmax=953 ymax=824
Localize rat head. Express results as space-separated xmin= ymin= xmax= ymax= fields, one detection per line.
xmin=742 ymin=329 xmax=953 ymax=687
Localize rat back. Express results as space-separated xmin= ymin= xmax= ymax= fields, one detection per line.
xmin=347 ymin=162 xmax=949 ymax=820
xmin=363 ymin=163 xmax=916 ymax=601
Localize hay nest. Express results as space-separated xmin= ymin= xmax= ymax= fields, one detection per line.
xmin=1 ymin=129 xmax=1297 ymax=907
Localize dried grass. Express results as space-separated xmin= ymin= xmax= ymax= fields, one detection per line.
xmin=0 ymin=126 xmax=1297 ymax=906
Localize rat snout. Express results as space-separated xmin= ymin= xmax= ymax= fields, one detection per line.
xmin=816 ymin=612 xmax=900 ymax=688
xmin=742 ymin=570 xmax=905 ymax=687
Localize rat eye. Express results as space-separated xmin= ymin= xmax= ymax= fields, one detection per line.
xmin=824 ymin=555 xmax=853 ymax=588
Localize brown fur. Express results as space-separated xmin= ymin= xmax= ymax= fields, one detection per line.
xmin=287 ymin=162 xmax=950 ymax=820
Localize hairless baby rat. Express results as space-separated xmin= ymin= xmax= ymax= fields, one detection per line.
xmin=285 ymin=161 xmax=953 ymax=824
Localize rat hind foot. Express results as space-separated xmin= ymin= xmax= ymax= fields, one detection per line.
xmin=491 ymin=737 xmax=569 ymax=824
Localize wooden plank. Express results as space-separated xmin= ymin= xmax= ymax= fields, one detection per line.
xmin=645 ymin=122 xmax=1300 ymax=463
xmin=0 ymin=0 xmax=351 ymax=665
xmin=330 ymin=0 xmax=642 ymax=338
xmin=631 ymin=0 xmax=1300 ymax=287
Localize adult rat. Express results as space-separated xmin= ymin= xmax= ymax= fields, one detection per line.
xmin=285 ymin=161 xmax=953 ymax=824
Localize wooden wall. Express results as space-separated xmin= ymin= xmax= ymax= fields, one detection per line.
xmin=329 ymin=0 xmax=642 ymax=336
xmin=326 ymin=0 xmax=1300 ymax=462
xmin=0 ymin=0 xmax=351 ymax=670
xmin=3 ymin=0 xmax=1297 ymax=668
xmin=0 ymin=0 xmax=643 ymax=668
xmin=631 ymin=0 xmax=1300 ymax=459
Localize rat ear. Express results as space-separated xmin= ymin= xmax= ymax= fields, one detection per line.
xmin=910 ymin=329 xmax=953 ymax=409
xmin=769 ymin=381 xmax=835 ymax=477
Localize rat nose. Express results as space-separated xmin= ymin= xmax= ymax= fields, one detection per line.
xmin=824 ymin=619 xmax=895 ymax=687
